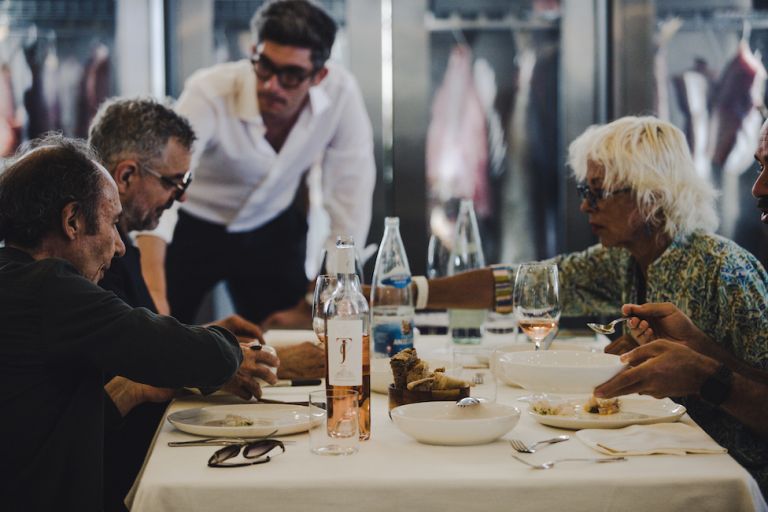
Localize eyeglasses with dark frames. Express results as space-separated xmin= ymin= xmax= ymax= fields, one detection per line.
xmin=576 ymin=184 xmax=632 ymax=209
xmin=207 ymin=439 xmax=285 ymax=468
xmin=251 ymin=54 xmax=316 ymax=89
xmin=140 ymin=163 xmax=192 ymax=201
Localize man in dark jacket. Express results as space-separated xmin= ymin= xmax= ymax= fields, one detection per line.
xmin=0 ymin=135 xmax=244 ymax=511
xmin=88 ymin=96 xmax=323 ymax=511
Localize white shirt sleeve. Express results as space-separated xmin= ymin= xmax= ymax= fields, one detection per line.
xmin=133 ymin=81 xmax=217 ymax=243
xmin=320 ymin=78 xmax=376 ymax=249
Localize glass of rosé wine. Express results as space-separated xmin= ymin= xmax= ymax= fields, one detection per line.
xmin=513 ymin=263 xmax=560 ymax=350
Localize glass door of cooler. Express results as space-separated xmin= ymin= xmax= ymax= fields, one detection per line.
xmin=387 ymin=0 xmax=605 ymax=275
xmin=0 ymin=0 xmax=161 ymax=156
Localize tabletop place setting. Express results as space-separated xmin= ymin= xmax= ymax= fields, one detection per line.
xmin=132 ymin=234 xmax=765 ymax=512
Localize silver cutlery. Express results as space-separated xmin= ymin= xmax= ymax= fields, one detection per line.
xmin=512 ymin=454 xmax=627 ymax=469
xmin=509 ymin=435 xmax=570 ymax=453
xmin=456 ymin=397 xmax=484 ymax=408
xmin=169 ymin=438 xmax=296 ymax=447
xmin=587 ymin=317 xmax=629 ymax=335
xmin=255 ymin=397 xmax=311 ymax=406
xmin=169 ymin=438 xmax=252 ymax=447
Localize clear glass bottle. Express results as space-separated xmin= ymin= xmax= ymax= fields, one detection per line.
xmin=447 ymin=199 xmax=487 ymax=344
xmin=370 ymin=217 xmax=415 ymax=358
xmin=324 ymin=236 xmax=371 ymax=440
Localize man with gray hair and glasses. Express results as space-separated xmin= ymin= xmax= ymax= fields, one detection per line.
xmin=89 ymin=96 xmax=323 ymax=511
xmin=0 ymin=135 xmax=244 ymax=511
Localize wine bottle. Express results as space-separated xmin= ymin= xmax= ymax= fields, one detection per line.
xmin=324 ymin=236 xmax=371 ymax=440
xmin=447 ymin=199 xmax=486 ymax=344
xmin=370 ymin=217 xmax=415 ymax=358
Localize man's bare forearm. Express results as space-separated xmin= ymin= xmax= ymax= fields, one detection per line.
xmin=426 ymin=268 xmax=495 ymax=310
xmin=104 ymin=377 xmax=144 ymax=417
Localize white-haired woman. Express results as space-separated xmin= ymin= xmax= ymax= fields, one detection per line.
xmin=428 ymin=116 xmax=768 ymax=365
xmin=555 ymin=115 xmax=767 ymax=360
xmin=421 ymin=116 xmax=768 ymax=490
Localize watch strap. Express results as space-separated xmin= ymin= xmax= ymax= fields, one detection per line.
xmin=699 ymin=363 xmax=733 ymax=407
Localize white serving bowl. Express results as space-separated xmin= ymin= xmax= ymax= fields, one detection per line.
xmin=391 ymin=401 xmax=520 ymax=446
xmin=490 ymin=342 xmax=602 ymax=387
xmin=497 ymin=350 xmax=625 ymax=393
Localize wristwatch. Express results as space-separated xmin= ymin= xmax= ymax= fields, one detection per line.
xmin=699 ymin=363 xmax=733 ymax=407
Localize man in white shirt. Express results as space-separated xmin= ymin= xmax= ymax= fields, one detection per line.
xmin=137 ymin=0 xmax=376 ymax=323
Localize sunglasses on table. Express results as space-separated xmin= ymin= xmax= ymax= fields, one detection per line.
xmin=251 ymin=54 xmax=316 ymax=89
xmin=576 ymin=184 xmax=632 ymax=209
xmin=207 ymin=438 xmax=285 ymax=468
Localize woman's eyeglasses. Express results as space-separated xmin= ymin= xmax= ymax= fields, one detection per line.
xmin=576 ymin=184 xmax=632 ymax=209
xmin=207 ymin=439 xmax=285 ymax=468
xmin=251 ymin=54 xmax=316 ymax=89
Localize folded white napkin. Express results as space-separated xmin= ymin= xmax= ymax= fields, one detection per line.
xmin=576 ymin=422 xmax=727 ymax=456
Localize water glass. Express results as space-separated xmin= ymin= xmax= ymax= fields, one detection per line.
xmin=451 ymin=346 xmax=496 ymax=403
xmin=312 ymin=274 xmax=337 ymax=344
xmin=309 ymin=389 xmax=359 ymax=456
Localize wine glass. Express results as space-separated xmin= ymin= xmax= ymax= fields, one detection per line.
xmin=312 ymin=274 xmax=337 ymax=344
xmin=513 ymin=263 xmax=560 ymax=350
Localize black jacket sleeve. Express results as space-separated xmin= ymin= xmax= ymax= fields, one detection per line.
xmin=40 ymin=260 xmax=242 ymax=389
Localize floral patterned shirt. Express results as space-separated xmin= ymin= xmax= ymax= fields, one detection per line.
xmin=548 ymin=231 xmax=768 ymax=495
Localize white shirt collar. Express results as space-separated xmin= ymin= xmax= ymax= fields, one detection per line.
xmin=233 ymin=64 xmax=262 ymax=124
xmin=307 ymin=83 xmax=331 ymax=116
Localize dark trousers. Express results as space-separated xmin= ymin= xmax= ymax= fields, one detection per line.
xmin=166 ymin=206 xmax=309 ymax=324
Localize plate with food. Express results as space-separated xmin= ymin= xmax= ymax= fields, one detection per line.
xmin=167 ymin=404 xmax=310 ymax=437
xmin=528 ymin=395 xmax=686 ymax=430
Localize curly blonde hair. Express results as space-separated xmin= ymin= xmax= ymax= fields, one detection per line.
xmin=568 ymin=116 xmax=718 ymax=239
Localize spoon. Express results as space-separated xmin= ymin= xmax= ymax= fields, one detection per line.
xmin=512 ymin=454 xmax=627 ymax=469
xmin=456 ymin=397 xmax=484 ymax=408
xmin=587 ymin=317 xmax=629 ymax=335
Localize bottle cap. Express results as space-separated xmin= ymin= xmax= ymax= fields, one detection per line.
xmin=335 ymin=235 xmax=356 ymax=274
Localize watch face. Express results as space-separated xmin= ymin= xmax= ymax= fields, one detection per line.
xmin=699 ymin=364 xmax=733 ymax=407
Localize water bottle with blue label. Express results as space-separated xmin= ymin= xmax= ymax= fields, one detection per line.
xmin=370 ymin=217 xmax=415 ymax=358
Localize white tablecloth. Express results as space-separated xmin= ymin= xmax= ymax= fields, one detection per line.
xmin=128 ymin=334 xmax=767 ymax=512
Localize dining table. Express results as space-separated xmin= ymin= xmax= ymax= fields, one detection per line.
xmin=127 ymin=329 xmax=768 ymax=512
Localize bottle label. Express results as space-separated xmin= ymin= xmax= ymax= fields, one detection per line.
xmin=326 ymin=318 xmax=363 ymax=386
xmin=381 ymin=273 xmax=412 ymax=289
xmin=372 ymin=317 xmax=414 ymax=357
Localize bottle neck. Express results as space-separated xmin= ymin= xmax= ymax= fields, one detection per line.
xmin=336 ymin=272 xmax=361 ymax=292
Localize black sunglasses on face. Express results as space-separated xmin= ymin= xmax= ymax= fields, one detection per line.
xmin=251 ymin=54 xmax=315 ymax=89
xmin=207 ymin=439 xmax=285 ymax=468
xmin=576 ymin=184 xmax=632 ymax=209
xmin=140 ymin=163 xmax=192 ymax=201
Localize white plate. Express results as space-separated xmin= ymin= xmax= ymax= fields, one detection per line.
xmin=529 ymin=396 xmax=686 ymax=430
xmin=167 ymin=404 xmax=310 ymax=437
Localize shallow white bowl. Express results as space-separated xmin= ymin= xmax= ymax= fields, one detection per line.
xmin=391 ymin=401 xmax=520 ymax=446
xmin=491 ymin=342 xmax=601 ymax=387
xmin=497 ymin=350 xmax=625 ymax=393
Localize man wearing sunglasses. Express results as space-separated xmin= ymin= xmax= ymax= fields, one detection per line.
xmin=89 ymin=96 xmax=323 ymax=511
xmin=136 ymin=0 xmax=376 ymax=327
